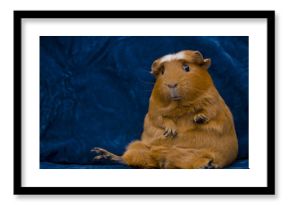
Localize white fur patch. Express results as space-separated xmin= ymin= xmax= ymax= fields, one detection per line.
xmin=175 ymin=52 xmax=186 ymax=60
xmin=159 ymin=52 xmax=186 ymax=63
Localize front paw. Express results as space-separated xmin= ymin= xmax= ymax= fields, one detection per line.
xmin=163 ymin=127 xmax=177 ymax=138
xmin=193 ymin=113 xmax=208 ymax=124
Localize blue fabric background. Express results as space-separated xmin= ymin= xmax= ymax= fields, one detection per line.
xmin=40 ymin=36 xmax=248 ymax=169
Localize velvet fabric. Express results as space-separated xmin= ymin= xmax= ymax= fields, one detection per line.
xmin=40 ymin=36 xmax=248 ymax=169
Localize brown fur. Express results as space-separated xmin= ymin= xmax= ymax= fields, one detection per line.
xmin=92 ymin=50 xmax=238 ymax=169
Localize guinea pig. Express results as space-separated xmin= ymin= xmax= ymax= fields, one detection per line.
xmin=91 ymin=50 xmax=238 ymax=169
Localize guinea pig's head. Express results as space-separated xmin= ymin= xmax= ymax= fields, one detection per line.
xmin=150 ymin=50 xmax=213 ymax=103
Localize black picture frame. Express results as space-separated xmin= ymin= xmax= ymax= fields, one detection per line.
xmin=14 ymin=10 xmax=275 ymax=195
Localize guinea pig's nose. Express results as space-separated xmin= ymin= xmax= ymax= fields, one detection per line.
xmin=167 ymin=83 xmax=178 ymax=88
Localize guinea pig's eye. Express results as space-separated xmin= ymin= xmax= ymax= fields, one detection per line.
xmin=183 ymin=64 xmax=190 ymax=72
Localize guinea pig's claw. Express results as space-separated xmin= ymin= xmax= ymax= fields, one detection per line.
xmin=91 ymin=147 xmax=123 ymax=162
xmin=194 ymin=114 xmax=208 ymax=124
xmin=91 ymin=147 xmax=113 ymax=160
xmin=163 ymin=128 xmax=177 ymax=138
xmin=201 ymin=160 xmax=219 ymax=169
xmin=93 ymin=155 xmax=111 ymax=160
xmin=91 ymin=147 xmax=106 ymax=154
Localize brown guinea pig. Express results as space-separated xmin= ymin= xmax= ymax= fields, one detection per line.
xmin=91 ymin=50 xmax=238 ymax=169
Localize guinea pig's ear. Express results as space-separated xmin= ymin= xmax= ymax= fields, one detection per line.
xmin=150 ymin=59 xmax=163 ymax=77
xmin=201 ymin=58 xmax=211 ymax=70
xmin=191 ymin=51 xmax=204 ymax=64
xmin=184 ymin=50 xmax=211 ymax=70
xmin=182 ymin=50 xmax=204 ymax=65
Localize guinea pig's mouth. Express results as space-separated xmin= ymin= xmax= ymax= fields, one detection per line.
xmin=171 ymin=96 xmax=182 ymax=101
xmin=169 ymin=89 xmax=182 ymax=101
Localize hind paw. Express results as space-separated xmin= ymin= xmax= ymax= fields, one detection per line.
xmin=200 ymin=160 xmax=220 ymax=169
xmin=91 ymin=147 xmax=117 ymax=161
